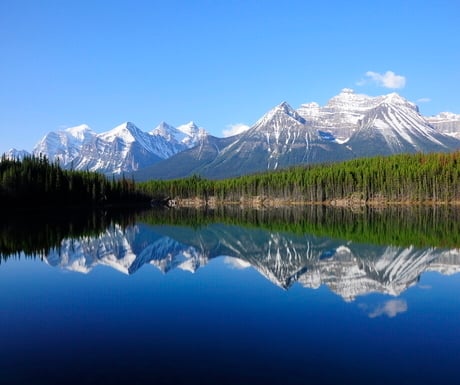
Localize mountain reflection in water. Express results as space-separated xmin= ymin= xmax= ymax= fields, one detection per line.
xmin=2 ymin=206 xmax=459 ymax=301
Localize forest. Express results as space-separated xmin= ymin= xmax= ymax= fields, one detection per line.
xmin=139 ymin=151 xmax=460 ymax=205
xmin=138 ymin=205 xmax=460 ymax=249
xmin=2 ymin=205 xmax=459 ymax=261
xmin=2 ymin=151 xmax=459 ymax=209
xmin=0 ymin=155 xmax=150 ymax=208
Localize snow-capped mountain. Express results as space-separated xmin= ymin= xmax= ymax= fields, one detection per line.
xmin=298 ymin=89 xmax=460 ymax=153
xmin=426 ymin=112 xmax=460 ymax=139
xmin=347 ymin=93 xmax=459 ymax=157
xmin=175 ymin=121 xmax=208 ymax=147
xmin=139 ymin=90 xmax=460 ymax=180
xmin=4 ymin=89 xmax=460 ymax=177
xmin=70 ymin=122 xmax=167 ymax=174
xmin=3 ymin=148 xmax=30 ymax=160
xmin=298 ymin=88 xmax=380 ymax=141
xmin=150 ymin=121 xmax=207 ymax=153
xmin=27 ymin=121 xmax=209 ymax=174
xmin=40 ymin=221 xmax=460 ymax=301
xmin=138 ymin=101 xmax=353 ymax=179
xmin=33 ymin=124 xmax=97 ymax=165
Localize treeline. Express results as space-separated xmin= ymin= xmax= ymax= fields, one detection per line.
xmin=138 ymin=205 xmax=460 ymax=249
xmin=139 ymin=151 xmax=460 ymax=204
xmin=0 ymin=208 xmax=143 ymax=259
xmin=0 ymin=155 xmax=150 ymax=208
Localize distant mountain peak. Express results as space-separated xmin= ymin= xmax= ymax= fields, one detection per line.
xmin=9 ymin=89 xmax=460 ymax=178
xmin=256 ymin=101 xmax=306 ymax=126
xmin=4 ymin=148 xmax=30 ymax=160
xmin=150 ymin=121 xmax=182 ymax=141
xmin=340 ymin=88 xmax=355 ymax=94
xmin=65 ymin=123 xmax=91 ymax=132
xmin=155 ymin=121 xmax=175 ymax=130
xmin=99 ymin=121 xmax=144 ymax=144
xmin=177 ymin=121 xmax=199 ymax=135
xmin=380 ymin=92 xmax=415 ymax=107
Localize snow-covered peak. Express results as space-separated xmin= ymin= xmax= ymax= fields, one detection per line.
xmin=379 ymin=93 xmax=418 ymax=111
xmin=65 ymin=124 xmax=95 ymax=140
xmin=150 ymin=121 xmax=186 ymax=143
xmin=297 ymin=102 xmax=321 ymax=119
xmin=256 ymin=101 xmax=307 ymax=126
xmin=32 ymin=124 xmax=97 ymax=165
xmin=99 ymin=122 xmax=143 ymax=143
xmin=428 ymin=112 xmax=460 ymax=121
xmin=3 ymin=148 xmax=30 ymax=160
xmin=326 ymin=89 xmax=377 ymax=111
xmin=175 ymin=121 xmax=208 ymax=148
xmin=177 ymin=121 xmax=199 ymax=136
xmin=341 ymin=88 xmax=355 ymax=94
xmin=151 ymin=121 xmax=176 ymax=136
xmin=426 ymin=112 xmax=460 ymax=139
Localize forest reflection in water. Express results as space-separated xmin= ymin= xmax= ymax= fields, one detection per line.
xmin=1 ymin=205 xmax=460 ymax=385
xmin=1 ymin=205 xmax=459 ymax=301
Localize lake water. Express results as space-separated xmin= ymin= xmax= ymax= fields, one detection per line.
xmin=1 ymin=206 xmax=459 ymax=385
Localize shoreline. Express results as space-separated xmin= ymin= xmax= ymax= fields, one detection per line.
xmin=160 ymin=195 xmax=460 ymax=209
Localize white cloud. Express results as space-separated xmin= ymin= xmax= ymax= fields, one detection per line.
xmin=359 ymin=70 xmax=406 ymax=89
xmin=368 ymin=299 xmax=408 ymax=318
xmin=223 ymin=256 xmax=251 ymax=269
xmin=417 ymin=97 xmax=431 ymax=103
xmin=222 ymin=123 xmax=250 ymax=137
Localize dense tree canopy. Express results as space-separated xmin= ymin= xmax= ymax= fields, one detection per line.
xmin=0 ymin=155 xmax=149 ymax=208
xmin=139 ymin=152 xmax=460 ymax=204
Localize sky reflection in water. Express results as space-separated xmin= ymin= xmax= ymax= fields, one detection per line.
xmin=0 ymin=208 xmax=459 ymax=385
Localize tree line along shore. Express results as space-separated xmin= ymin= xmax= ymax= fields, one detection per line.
xmin=140 ymin=151 xmax=460 ymax=206
xmin=1 ymin=151 xmax=459 ymax=208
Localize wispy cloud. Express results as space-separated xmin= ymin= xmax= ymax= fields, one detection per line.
xmin=358 ymin=70 xmax=406 ymax=89
xmin=417 ymin=97 xmax=431 ymax=103
xmin=368 ymin=299 xmax=408 ymax=318
xmin=223 ymin=256 xmax=251 ymax=269
xmin=222 ymin=123 xmax=250 ymax=137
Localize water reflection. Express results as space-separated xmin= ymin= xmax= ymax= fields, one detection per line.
xmin=1 ymin=206 xmax=459 ymax=301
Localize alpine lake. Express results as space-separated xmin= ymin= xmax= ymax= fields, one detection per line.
xmin=1 ymin=205 xmax=459 ymax=385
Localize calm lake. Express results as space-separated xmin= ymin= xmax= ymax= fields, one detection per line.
xmin=1 ymin=206 xmax=459 ymax=385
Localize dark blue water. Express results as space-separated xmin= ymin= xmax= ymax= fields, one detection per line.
xmin=1 ymin=210 xmax=459 ymax=385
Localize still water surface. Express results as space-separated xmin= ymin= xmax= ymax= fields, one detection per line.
xmin=1 ymin=206 xmax=459 ymax=384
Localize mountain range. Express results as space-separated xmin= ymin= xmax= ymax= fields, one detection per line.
xmin=5 ymin=89 xmax=460 ymax=179
xmin=43 ymin=221 xmax=460 ymax=302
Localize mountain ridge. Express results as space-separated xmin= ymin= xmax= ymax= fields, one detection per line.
xmin=4 ymin=89 xmax=460 ymax=178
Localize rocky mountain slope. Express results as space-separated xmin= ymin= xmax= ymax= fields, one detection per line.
xmin=138 ymin=90 xmax=460 ymax=179
xmin=4 ymin=89 xmax=460 ymax=177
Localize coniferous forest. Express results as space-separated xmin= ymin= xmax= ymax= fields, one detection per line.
xmin=140 ymin=151 xmax=460 ymax=205
xmin=0 ymin=155 xmax=150 ymax=208
xmin=2 ymin=151 xmax=460 ymax=209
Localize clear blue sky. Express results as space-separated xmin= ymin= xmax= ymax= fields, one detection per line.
xmin=1 ymin=0 xmax=459 ymax=153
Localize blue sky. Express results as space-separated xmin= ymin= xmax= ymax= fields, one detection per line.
xmin=1 ymin=0 xmax=459 ymax=154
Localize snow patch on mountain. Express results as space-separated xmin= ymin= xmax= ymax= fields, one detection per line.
xmin=4 ymin=148 xmax=30 ymax=160
xmin=7 ymin=88 xmax=460 ymax=177
xmin=176 ymin=121 xmax=208 ymax=147
xmin=33 ymin=124 xmax=96 ymax=165
xmin=427 ymin=112 xmax=460 ymax=139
